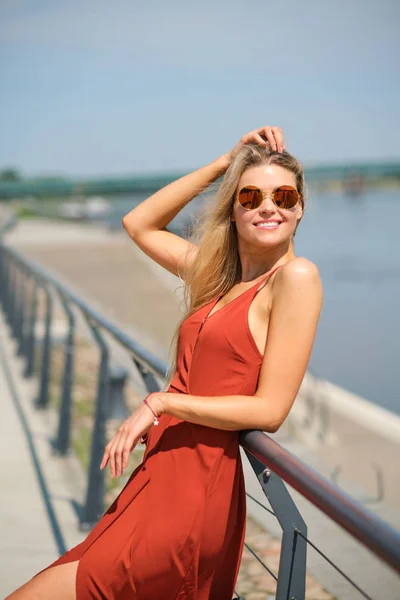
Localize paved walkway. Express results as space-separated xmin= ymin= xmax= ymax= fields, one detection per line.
xmin=0 ymin=324 xmax=58 ymax=595
xmin=0 ymin=312 xmax=87 ymax=597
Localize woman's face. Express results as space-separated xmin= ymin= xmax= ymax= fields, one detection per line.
xmin=231 ymin=164 xmax=303 ymax=246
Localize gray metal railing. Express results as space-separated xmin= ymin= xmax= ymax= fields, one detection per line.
xmin=0 ymin=234 xmax=399 ymax=600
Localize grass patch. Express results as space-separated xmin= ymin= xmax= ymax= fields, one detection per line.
xmin=33 ymin=331 xmax=143 ymax=500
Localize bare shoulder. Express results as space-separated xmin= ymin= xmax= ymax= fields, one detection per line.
xmin=271 ymin=257 xmax=323 ymax=307
xmin=274 ymin=257 xmax=322 ymax=288
xmin=280 ymin=256 xmax=320 ymax=277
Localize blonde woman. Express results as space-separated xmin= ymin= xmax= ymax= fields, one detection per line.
xmin=10 ymin=126 xmax=323 ymax=599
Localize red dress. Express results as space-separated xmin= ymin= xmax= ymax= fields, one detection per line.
xmin=30 ymin=265 xmax=283 ymax=599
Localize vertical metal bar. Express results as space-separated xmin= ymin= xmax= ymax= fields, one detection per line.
xmin=14 ymin=257 xmax=27 ymax=348
xmin=80 ymin=320 xmax=109 ymax=529
xmin=36 ymin=284 xmax=53 ymax=409
xmin=6 ymin=254 xmax=16 ymax=326
xmin=11 ymin=257 xmax=22 ymax=338
xmin=16 ymin=265 xmax=28 ymax=356
xmin=132 ymin=358 xmax=161 ymax=394
xmin=20 ymin=266 xmax=33 ymax=360
xmin=244 ymin=450 xmax=307 ymax=600
xmin=106 ymin=366 xmax=130 ymax=420
xmin=52 ymin=293 xmax=75 ymax=453
xmin=24 ymin=276 xmax=38 ymax=378
xmin=2 ymin=249 xmax=10 ymax=314
xmin=5 ymin=251 xmax=14 ymax=321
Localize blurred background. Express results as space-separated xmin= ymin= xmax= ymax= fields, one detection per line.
xmin=1 ymin=1 xmax=400 ymax=598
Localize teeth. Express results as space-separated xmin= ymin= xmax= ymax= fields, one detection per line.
xmin=256 ymin=222 xmax=280 ymax=228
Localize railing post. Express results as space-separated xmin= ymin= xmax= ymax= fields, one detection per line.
xmin=244 ymin=450 xmax=307 ymax=600
xmin=5 ymin=253 xmax=17 ymax=327
xmin=132 ymin=358 xmax=161 ymax=395
xmin=6 ymin=252 xmax=15 ymax=321
xmin=24 ymin=276 xmax=38 ymax=378
xmin=36 ymin=284 xmax=53 ymax=409
xmin=19 ymin=264 xmax=32 ymax=360
xmin=107 ymin=366 xmax=130 ymax=420
xmin=80 ymin=321 xmax=109 ymax=529
xmin=15 ymin=259 xmax=27 ymax=354
xmin=11 ymin=257 xmax=22 ymax=339
xmin=4 ymin=250 xmax=14 ymax=320
xmin=52 ymin=293 xmax=75 ymax=453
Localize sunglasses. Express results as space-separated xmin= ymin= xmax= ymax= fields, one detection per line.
xmin=237 ymin=184 xmax=301 ymax=210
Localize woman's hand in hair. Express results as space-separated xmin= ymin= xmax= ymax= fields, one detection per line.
xmin=228 ymin=125 xmax=286 ymax=162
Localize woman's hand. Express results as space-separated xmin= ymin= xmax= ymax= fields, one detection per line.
xmin=100 ymin=393 xmax=164 ymax=478
xmin=226 ymin=125 xmax=286 ymax=164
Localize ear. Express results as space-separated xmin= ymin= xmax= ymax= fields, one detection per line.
xmin=297 ymin=198 xmax=304 ymax=221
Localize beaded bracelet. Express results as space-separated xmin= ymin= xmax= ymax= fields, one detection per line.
xmin=143 ymin=396 xmax=159 ymax=426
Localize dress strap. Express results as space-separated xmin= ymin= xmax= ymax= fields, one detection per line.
xmin=203 ymin=264 xmax=284 ymax=322
xmin=250 ymin=264 xmax=283 ymax=297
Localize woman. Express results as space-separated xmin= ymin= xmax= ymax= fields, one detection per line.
xmin=8 ymin=125 xmax=323 ymax=599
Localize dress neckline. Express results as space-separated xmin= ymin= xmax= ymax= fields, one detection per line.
xmin=204 ymin=264 xmax=283 ymax=322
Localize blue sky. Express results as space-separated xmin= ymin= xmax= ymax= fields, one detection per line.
xmin=1 ymin=0 xmax=399 ymax=177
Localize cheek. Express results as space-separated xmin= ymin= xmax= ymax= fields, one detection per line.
xmin=234 ymin=212 xmax=253 ymax=234
xmin=290 ymin=207 xmax=302 ymax=224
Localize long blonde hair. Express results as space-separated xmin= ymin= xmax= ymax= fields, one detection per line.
xmin=162 ymin=142 xmax=306 ymax=389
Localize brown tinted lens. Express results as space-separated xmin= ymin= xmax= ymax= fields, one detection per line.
xmin=274 ymin=186 xmax=299 ymax=209
xmin=238 ymin=186 xmax=263 ymax=210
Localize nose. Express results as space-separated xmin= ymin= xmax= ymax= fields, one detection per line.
xmin=258 ymin=192 xmax=277 ymax=212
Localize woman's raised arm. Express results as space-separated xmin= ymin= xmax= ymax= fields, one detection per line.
xmin=121 ymin=154 xmax=230 ymax=279
xmin=121 ymin=126 xmax=285 ymax=280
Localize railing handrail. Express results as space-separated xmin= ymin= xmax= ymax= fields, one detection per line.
xmin=240 ymin=430 xmax=400 ymax=573
xmin=1 ymin=243 xmax=167 ymax=378
xmin=1 ymin=240 xmax=400 ymax=577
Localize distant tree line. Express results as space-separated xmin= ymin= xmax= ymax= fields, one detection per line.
xmin=0 ymin=168 xmax=22 ymax=181
xmin=0 ymin=168 xmax=68 ymax=183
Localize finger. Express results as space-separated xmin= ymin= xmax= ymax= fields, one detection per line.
xmin=115 ymin=429 xmax=130 ymax=476
xmin=271 ymin=126 xmax=284 ymax=152
xmin=108 ymin=434 xmax=122 ymax=478
xmin=109 ymin=448 xmax=118 ymax=478
xmin=261 ymin=126 xmax=277 ymax=151
xmin=100 ymin=442 xmax=112 ymax=470
xmin=242 ymin=130 xmax=266 ymax=146
xmin=100 ymin=452 xmax=109 ymax=470
xmin=122 ymin=432 xmax=139 ymax=470
xmin=253 ymin=133 xmax=268 ymax=146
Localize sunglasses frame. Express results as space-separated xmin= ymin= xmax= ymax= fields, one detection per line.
xmin=236 ymin=184 xmax=301 ymax=211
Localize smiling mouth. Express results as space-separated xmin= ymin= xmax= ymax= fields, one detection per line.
xmin=254 ymin=221 xmax=282 ymax=229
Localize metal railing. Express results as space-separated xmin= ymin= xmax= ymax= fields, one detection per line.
xmin=0 ymin=230 xmax=399 ymax=600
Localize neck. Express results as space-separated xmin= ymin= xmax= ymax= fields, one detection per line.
xmin=238 ymin=238 xmax=295 ymax=282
